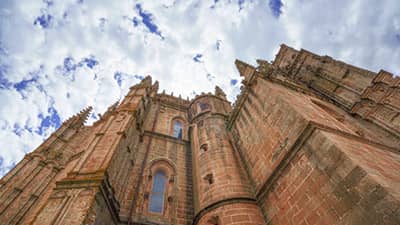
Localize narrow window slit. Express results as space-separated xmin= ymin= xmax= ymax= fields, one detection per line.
xmin=200 ymin=144 xmax=208 ymax=152
xmin=204 ymin=173 xmax=213 ymax=184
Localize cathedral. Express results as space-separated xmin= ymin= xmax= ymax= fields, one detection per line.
xmin=0 ymin=44 xmax=399 ymax=225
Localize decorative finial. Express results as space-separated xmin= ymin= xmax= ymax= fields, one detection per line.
xmin=215 ymin=86 xmax=226 ymax=99
xmin=64 ymin=106 xmax=93 ymax=128
xmin=141 ymin=75 xmax=152 ymax=84
xmin=152 ymin=80 xmax=159 ymax=90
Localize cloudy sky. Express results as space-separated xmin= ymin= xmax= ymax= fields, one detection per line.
xmin=0 ymin=0 xmax=399 ymax=176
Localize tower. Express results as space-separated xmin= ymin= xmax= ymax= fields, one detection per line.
xmin=189 ymin=87 xmax=265 ymax=225
xmin=0 ymin=44 xmax=399 ymax=225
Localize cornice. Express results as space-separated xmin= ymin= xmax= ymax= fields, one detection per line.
xmin=159 ymin=101 xmax=188 ymax=112
xmin=143 ymin=130 xmax=189 ymax=145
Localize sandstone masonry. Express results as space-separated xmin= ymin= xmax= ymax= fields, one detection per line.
xmin=0 ymin=44 xmax=399 ymax=225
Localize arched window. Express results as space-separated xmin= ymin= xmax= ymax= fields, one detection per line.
xmin=149 ymin=171 xmax=167 ymax=213
xmin=145 ymin=159 xmax=176 ymax=217
xmin=172 ymin=120 xmax=183 ymax=139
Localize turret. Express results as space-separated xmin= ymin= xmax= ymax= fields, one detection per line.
xmin=189 ymin=91 xmax=265 ymax=225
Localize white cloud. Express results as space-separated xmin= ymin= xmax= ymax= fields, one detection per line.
xmin=0 ymin=0 xmax=399 ymax=176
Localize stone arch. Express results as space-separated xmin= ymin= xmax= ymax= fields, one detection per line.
xmin=30 ymin=153 xmax=46 ymax=161
xmin=143 ymin=158 xmax=177 ymax=217
xmin=171 ymin=115 xmax=188 ymax=122
xmin=148 ymin=158 xmax=176 ymax=177
xmin=44 ymin=159 xmax=61 ymax=168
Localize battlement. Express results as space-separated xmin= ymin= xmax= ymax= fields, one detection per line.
xmin=372 ymin=69 xmax=400 ymax=86
xmin=190 ymin=93 xmax=228 ymax=105
xmin=156 ymin=90 xmax=191 ymax=110
xmin=273 ymin=44 xmax=377 ymax=82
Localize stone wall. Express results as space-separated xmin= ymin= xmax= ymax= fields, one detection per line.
xmin=127 ymin=99 xmax=194 ymax=225
xmin=1 ymin=45 xmax=399 ymax=225
xmin=259 ymin=129 xmax=400 ymax=225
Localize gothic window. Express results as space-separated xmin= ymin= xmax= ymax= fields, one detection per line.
xmin=199 ymin=102 xmax=210 ymax=111
xmin=172 ymin=120 xmax=183 ymax=139
xmin=149 ymin=171 xmax=167 ymax=213
xmin=145 ymin=159 xmax=176 ymax=217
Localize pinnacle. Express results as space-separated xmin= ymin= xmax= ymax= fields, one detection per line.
xmin=140 ymin=75 xmax=152 ymax=85
xmin=152 ymin=80 xmax=159 ymax=88
xmin=74 ymin=106 xmax=93 ymax=126
xmin=79 ymin=106 xmax=93 ymax=120
xmin=64 ymin=106 xmax=93 ymax=128
xmin=256 ymin=59 xmax=269 ymax=65
xmin=215 ymin=85 xmax=227 ymax=100
xmin=235 ymin=59 xmax=251 ymax=77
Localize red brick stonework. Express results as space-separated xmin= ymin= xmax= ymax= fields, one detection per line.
xmin=1 ymin=45 xmax=399 ymax=225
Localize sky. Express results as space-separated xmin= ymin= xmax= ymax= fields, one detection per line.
xmin=0 ymin=0 xmax=399 ymax=177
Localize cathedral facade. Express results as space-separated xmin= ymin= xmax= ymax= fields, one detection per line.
xmin=0 ymin=45 xmax=399 ymax=225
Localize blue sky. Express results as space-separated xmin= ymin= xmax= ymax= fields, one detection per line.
xmin=0 ymin=0 xmax=399 ymax=177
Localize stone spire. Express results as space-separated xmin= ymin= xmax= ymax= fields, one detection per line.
xmin=44 ymin=106 xmax=93 ymax=148
xmin=65 ymin=106 xmax=93 ymax=129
